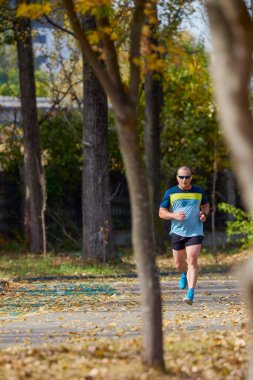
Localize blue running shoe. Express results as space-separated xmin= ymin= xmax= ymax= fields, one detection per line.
xmin=179 ymin=273 xmax=188 ymax=289
xmin=183 ymin=288 xmax=194 ymax=305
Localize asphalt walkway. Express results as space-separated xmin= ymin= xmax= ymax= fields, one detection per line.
xmin=0 ymin=275 xmax=245 ymax=349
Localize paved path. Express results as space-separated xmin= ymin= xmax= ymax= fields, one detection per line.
xmin=0 ymin=275 xmax=244 ymax=349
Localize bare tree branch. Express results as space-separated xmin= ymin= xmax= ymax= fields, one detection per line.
xmin=109 ymin=177 xmax=124 ymax=201
xmin=48 ymin=209 xmax=80 ymax=246
xmin=44 ymin=15 xmax=75 ymax=37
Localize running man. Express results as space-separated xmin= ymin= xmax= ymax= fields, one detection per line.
xmin=159 ymin=166 xmax=210 ymax=305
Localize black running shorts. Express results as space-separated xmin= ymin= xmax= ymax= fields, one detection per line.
xmin=171 ymin=233 xmax=204 ymax=251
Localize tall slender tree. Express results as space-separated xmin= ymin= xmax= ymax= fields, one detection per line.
xmin=144 ymin=2 xmax=164 ymax=255
xmin=82 ymin=15 xmax=115 ymax=261
xmin=14 ymin=4 xmax=46 ymax=253
xmin=63 ymin=0 xmax=164 ymax=367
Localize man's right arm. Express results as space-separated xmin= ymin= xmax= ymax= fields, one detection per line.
xmin=159 ymin=207 xmax=185 ymax=220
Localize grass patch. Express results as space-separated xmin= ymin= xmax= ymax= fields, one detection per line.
xmin=0 ymin=247 xmax=249 ymax=280
xmin=156 ymin=248 xmax=250 ymax=275
xmin=0 ymin=252 xmax=135 ymax=280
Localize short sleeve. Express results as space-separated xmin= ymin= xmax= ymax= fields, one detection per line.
xmin=201 ymin=189 xmax=208 ymax=205
xmin=160 ymin=190 xmax=171 ymax=209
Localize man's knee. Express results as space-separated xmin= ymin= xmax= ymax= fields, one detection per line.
xmin=175 ymin=261 xmax=185 ymax=271
xmin=187 ymin=256 xmax=198 ymax=267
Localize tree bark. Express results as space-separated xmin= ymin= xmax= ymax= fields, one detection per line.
xmin=145 ymin=71 xmax=164 ymax=255
xmin=15 ymin=14 xmax=46 ymax=254
xmin=144 ymin=1 xmax=164 ymax=255
xmin=82 ymin=15 xmax=115 ymax=261
xmin=206 ymin=1 xmax=253 ymax=377
xmin=116 ymin=114 xmax=164 ymax=366
xmin=206 ymin=0 xmax=253 ymax=214
xmin=211 ymin=142 xmax=217 ymax=261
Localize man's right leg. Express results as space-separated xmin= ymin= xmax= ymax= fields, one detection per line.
xmin=173 ymin=249 xmax=187 ymax=272
xmin=173 ymin=249 xmax=188 ymax=289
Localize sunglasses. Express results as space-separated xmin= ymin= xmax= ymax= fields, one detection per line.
xmin=177 ymin=175 xmax=191 ymax=179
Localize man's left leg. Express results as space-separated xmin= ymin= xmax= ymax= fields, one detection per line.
xmin=183 ymin=244 xmax=202 ymax=305
xmin=186 ymin=244 xmax=201 ymax=288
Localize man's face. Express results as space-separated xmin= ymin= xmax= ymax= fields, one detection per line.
xmin=176 ymin=169 xmax=192 ymax=190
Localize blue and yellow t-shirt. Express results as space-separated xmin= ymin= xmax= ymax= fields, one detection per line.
xmin=160 ymin=185 xmax=208 ymax=237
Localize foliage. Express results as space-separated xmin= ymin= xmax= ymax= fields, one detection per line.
xmin=0 ymin=107 xmax=123 ymax=250
xmin=40 ymin=111 xmax=83 ymax=205
xmin=16 ymin=2 xmax=51 ymax=19
xmin=161 ymin=36 xmax=229 ymax=187
xmin=41 ymin=110 xmax=124 ymax=203
xmin=0 ymin=44 xmax=50 ymax=97
xmin=11 ymin=1 xmax=195 ymax=83
xmin=0 ymin=111 xmax=83 ymax=250
xmin=0 ymin=67 xmax=49 ymax=97
xmin=1 ymin=110 xmax=82 ymax=206
xmin=0 ymin=123 xmax=23 ymax=172
xmin=218 ymin=202 xmax=253 ymax=249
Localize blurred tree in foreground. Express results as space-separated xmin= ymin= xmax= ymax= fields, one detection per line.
xmin=206 ymin=1 xmax=253 ymax=378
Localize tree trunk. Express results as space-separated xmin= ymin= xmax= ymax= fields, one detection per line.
xmin=63 ymin=0 xmax=164 ymax=367
xmin=15 ymin=14 xmax=46 ymax=254
xmin=145 ymin=71 xmax=164 ymax=255
xmin=82 ymin=15 xmax=115 ymax=261
xmin=144 ymin=2 xmax=164 ymax=255
xmin=116 ymin=114 xmax=164 ymax=367
xmin=206 ymin=0 xmax=253 ymax=214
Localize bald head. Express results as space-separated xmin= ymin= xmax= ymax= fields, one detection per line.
xmin=177 ymin=166 xmax=191 ymax=176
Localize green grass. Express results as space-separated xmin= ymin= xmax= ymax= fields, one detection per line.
xmin=0 ymin=252 xmax=135 ymax=280
xmin=0 ymin=244 xmax=247 ymax=280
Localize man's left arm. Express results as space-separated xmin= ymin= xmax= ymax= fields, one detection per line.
xmin=200 ymin=203 xmax=210 ymax=222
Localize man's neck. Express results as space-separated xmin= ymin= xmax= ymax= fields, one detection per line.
xmin=178 ymin=185 xmax=192 ymax=191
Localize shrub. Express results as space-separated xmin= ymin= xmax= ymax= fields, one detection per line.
xmin=218 ymin=202 xmax=253 ymax=249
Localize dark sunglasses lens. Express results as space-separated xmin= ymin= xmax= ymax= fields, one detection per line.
xmin=178 ymin=175 xmax=191 ymax=179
